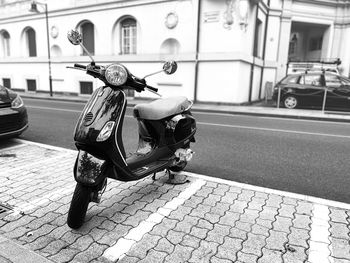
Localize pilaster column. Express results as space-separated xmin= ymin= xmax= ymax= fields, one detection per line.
xmin=276 ymin=0 xmax=292 ymax=81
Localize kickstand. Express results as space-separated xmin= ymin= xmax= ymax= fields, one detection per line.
xmin=165 ymin=169 xmax=190 ymax=185
xmin=152 ymin=173 xmax=157 ymax=181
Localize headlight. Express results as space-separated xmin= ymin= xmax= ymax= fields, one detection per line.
xmin=105 ymin=64 xmax=128 ymax=86
xmin=11 ymin=95 xmax=24 ymax=109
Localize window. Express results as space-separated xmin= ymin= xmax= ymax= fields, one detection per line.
xmin=27 ymin=79 xmax=37 ymax=91
xmin=281 ymin=75 xmax=299 ymax=84
xmin=288 ymin=34 xmax=298 ymax=56
xmin=325 ymin=75 xmax=342 ymax=88
xmin=2 ymin=78 xmax=11 ymax=89
xmin=0 ymin=31 xmax=10 ymax=57
xmin=300 ymin=75 xmax=322 ymax=86
xmin=121 ymin=18 xmax=137 ymax=54
xmin=289 ymin=41 xmax=296 ymax=55
xmin=25 ymin=28 xmax=37 ymax=57
xmin=253 ymin=18 xmax=262 ymax=58
xmin=80 ymin=22 xmax=94 ymax=55
xmin=309 ymin=37 xmax=322 ymax=51
xmin=340 ymin=77 xmax=350 ymax=86
xmin=80 ymin=81 xmax=93 ymax=95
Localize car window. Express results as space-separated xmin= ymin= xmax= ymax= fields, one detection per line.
xmin=340 ymin=76 xmax=350 ymax=86
xmin=300 ymin=75 xmax=322 ymax=86
xmin=281 ymin=75 xmax=299 ymax=84
xmin=325 ymin=75 xmax=342 ymax=88
xmin=0 ymin=85 xmax=7 ymax=96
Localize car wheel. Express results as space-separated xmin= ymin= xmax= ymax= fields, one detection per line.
xmin=283 ymin=95 xmax=298 ymax=109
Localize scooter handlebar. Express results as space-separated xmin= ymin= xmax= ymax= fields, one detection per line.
xmin=74 ymin=63 xmax=87 ymax=69
xmin=71 ymin=63 xmax=159 ymax=94
xmin=146 ymin=85 xmax=158 ymax=93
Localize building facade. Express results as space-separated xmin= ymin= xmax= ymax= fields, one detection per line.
xmin=0 ymin=0 xmax=349 ymax=104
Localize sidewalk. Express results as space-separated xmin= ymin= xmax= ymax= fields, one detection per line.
xmin=18 ymin=91 xmax=350 ymax=123
xmin=0 ymin=139 xmax=350 ymax=263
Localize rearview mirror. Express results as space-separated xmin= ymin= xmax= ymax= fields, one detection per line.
xmin=67 ymin=30 xmax=82 ymax=45
xmin=163 ymin=61 xmax=177 ymax=75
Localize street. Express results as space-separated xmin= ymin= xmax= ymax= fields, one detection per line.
xmin=17 ymin=97 xmax=350 ymax=204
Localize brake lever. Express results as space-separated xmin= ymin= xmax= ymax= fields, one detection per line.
xmin=66 ymin=66 xmax=86 ymax=71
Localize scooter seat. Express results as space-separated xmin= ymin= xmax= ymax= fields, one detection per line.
xmin=133 ymin=96 xmax=191 ymax=120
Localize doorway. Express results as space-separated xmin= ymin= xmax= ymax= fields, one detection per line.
xmin=288 ymin=22 xmax=330 ymax=62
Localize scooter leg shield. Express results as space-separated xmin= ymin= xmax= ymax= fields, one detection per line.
xmin=74 ymin=150 xmax=107 ymax=186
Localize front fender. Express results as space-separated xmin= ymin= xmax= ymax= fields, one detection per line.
xmin=74 ymin=150 xmax=107 ymax=186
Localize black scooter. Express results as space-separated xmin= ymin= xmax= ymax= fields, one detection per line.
xmin=66 ymin=30 xmax=197 ymax=229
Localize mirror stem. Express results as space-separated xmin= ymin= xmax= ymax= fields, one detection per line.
xmin=80 ymin=43 xmax=95 ymax=63
xmin=143 ymin=69 xmax=164 ymax=79
xmin=145 ymin=87 xmax=162 ymax=97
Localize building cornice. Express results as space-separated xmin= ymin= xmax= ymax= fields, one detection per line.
xmin=294 ymin=0 xmax=350 ymax=8
xmin=0 ymin=0 xmax=182 ymax=24
xmin=0 ymin=52 xmax=262 ymax=65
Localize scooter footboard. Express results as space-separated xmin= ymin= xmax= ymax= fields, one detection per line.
xmin=74 ymin=150 xmax=107 ymax=186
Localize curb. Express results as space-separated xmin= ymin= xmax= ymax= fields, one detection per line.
xmin=20 ymin=93 xmax=88 ymax=104
xmin=0 ymin=235 xmax=53 ymax=263
xmin=20 ymin=93 xmax=350 ymax=123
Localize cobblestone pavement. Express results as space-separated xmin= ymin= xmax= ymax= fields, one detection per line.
xmin=0 ymin=139 xmax=350 ymax=263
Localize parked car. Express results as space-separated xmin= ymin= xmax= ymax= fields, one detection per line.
xmin=0 ymin=85 xmax=28 ymax=138
xmin=272 ymin=72 xmax=350 ymax=110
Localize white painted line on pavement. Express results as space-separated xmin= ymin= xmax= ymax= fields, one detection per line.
xmin=197 ymin=121 xmax=350 ymax=139
xmin=24 ymin=97 xmax=86 ymax=104
xmin=259 ymin=115 xmax=350 ymax=125
xmin=26 ymin=105 xmax=134 ymax=118
xmin=308 ymin=204 xmax=332 ymax=263
xmin=2 ymin=154 xmax=74 ymax=175
xmin=193 ymin=110 xmax=350 ymax=125
xmin=102 ymin=178 xmax=206 ymax=262
xmin=12 ymin=185 xmax=75 ymax=216
xmin=0 ymin=142 xmax=27 ymax=151
xmin=15 ymin=139 xmax=77 ymax=154
xmin=26 ymin=105 xmax=81 ymax=113
xmin=182 ymin=171 xmax=350 ymax=210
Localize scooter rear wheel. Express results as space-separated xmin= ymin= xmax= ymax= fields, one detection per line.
xmin=67 ymin=183 xmax=92 ymax=229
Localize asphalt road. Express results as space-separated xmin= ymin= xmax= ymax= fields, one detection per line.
xmin=12 ymin=98 xmax=350 ymax=203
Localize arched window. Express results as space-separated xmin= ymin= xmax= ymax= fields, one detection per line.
xmin=79 ymin=21 xmax=95 ymax=55
xmin=120 ymin=18 xmax=137 ymax=54
xmin=25 ymin=27 xmax=37 ymax=57
xmin=0 ymin=30 xmax=10 ymax=57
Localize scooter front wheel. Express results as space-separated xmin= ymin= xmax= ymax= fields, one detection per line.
xmin=67 ymin=183 xmax=92 ymax=229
